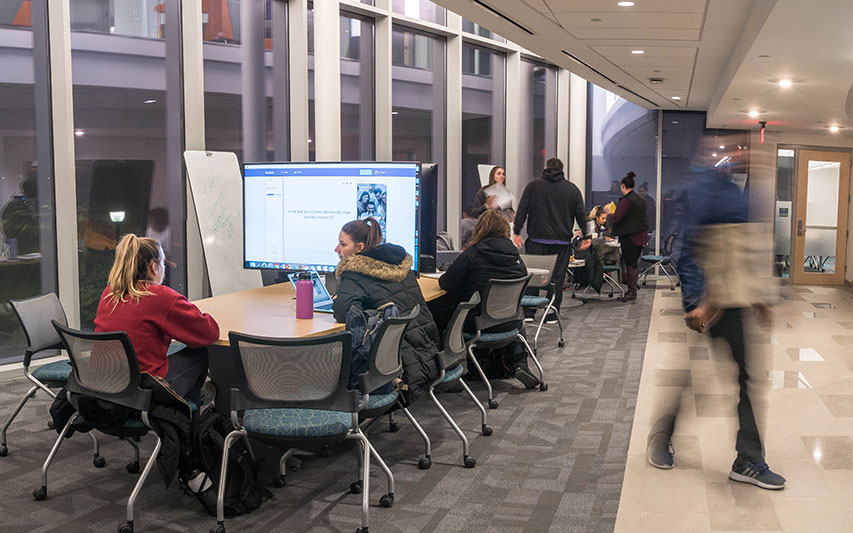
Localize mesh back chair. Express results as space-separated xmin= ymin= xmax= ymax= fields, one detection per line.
xmin=40 ymin=322 xmax=160 ymax=533
xmin=220 ymin=329 xmax=393 ymax=533
xmin=641 ymin=233 xmax=681 ymax=290
xmin=519 ymin=254 xmax=566 ymax=354
xmin=465 ymin=275 xmax=547 ymax=410
xmin=581 ymin=259 xmax=626 ymax=302
xmin=426 ymin=294 xmax=488 ymax=469
xmin=2 ymin=294 xmax=102 ymax=464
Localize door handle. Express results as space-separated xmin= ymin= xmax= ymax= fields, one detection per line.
xmin=797 ymin=220 xmax=806 ymax=236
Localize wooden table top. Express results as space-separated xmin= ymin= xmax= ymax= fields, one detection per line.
xmin=194 ymin=276 xmax=445 ymax=345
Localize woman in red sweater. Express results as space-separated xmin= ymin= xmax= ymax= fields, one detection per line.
xmin=95 ymin=234 xmax=219 ymax=403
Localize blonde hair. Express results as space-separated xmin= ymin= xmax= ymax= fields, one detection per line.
xmin=465 ymin=209 xmax=510 ymax=249
xmin=589 ymin=205 xmax=605 ymax=221
xmin=106 ymin=234 xmax=162 ymax=305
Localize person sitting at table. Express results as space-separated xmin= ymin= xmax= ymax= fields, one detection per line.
xmin=94 ymin=234 xmax=219 ymax=404
xmin=438 ymin=210 xmax=540 ymax=389
xmin=333 ymin=216 xmax=441 ymax=403
xmin=589 ymin=205 xmax=614 ymax=240
xmin=588 ymin=205 xmax=620 ymax=267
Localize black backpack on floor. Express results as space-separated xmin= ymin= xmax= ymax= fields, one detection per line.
xmin=187 ymin=408 xmax=272 ymax=517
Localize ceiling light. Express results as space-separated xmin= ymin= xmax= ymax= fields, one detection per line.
xmin=391 ymin=111 xmax=399 ymax=115
xmin=778 ymin=79 xmax=792 ymax=88
xmin=671 ymin=121 xmax=679 ymax=124
xmin=712 ymin=153 xmax=718 ymax=157
xmin=75 ymin=130 xmax=84 ymax=136
xmin=648 ymin=78 xmax=664 ymax=85
xmin=749 ymin=110 xmax=759 ymax=118
xmin=719 ymin=145 xmax=725 ymax=149
xmin=617 ymin=1 xmax=635 ymax=6
xmin=144 ymin=99 xmax=157 ymax=104
xmin=631 ymin=50 xmax=645 ymax=54
xmin=829 ymin=125 xmax=840 ymax=133
xmin=590 ymin=18 xmax=602 ymax=22
xmin=671 ymin=96 xmax=681 ymax=101
xmin=714 ymin=156 xmax=731 ymax=168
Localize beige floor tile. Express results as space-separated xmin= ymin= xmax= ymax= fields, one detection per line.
xmin=820 ymin=395 xmax=853 ymax=417
xmin=640 ymin=466 xmax=709 ymax=513
xmin=705 ymin=482 xmax=782 ymax=531
xmin=766 ymin=457 xmax=833 ymax=498
xmin=801 ymin=436 xmax=853 ymax=470
xmin=772 ymin=496 xmax=852 ymax=533
xmin=695 ymin=394 xmax=738 ymax=418
xmin=822 ymin=470 xmax=853 ymax=513
xmin=637 ymin=512 xmax=711 ymax=533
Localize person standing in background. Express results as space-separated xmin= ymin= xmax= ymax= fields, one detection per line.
xmin=637 ymin=181 xmax=657 ymax=237
xmin=608 ymin=172 xmax=648 ymax=302
xmin=472 ymin=165 xmax=515 ymax=222
xmin=512 ymin=158 xmax=588 ymax=323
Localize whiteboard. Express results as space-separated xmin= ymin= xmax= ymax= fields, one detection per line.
xmin=184 ymin=150 xmax=262 ymax=296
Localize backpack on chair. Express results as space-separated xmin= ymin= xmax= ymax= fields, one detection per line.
xmin=345 ymin=303 xmax=399 ymax=394
xmin=185 ymin=407 xmax=271 ymax=517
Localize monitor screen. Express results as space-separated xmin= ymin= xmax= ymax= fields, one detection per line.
xmin=243 ymin=162 xmax=420 ymax=272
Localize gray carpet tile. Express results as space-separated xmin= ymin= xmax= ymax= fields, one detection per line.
xmin=0 ymin=286 xmax=655 ymax=532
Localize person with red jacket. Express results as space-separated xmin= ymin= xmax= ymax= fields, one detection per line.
xmin=95 ymin=234 xmax=219 ymax=403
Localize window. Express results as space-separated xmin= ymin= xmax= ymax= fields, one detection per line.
xmin=0 ymin=2 xmax=58 ymax=364
xmin=518 ymin=60 xmax=557 ymax=191
xmin=392 ymin=27 xmax=446 ymax=229
xmin=341 ymin=14 xmax=375 ymax=161
xmin=462 ymin=18 xmax=504 ymax=42
xmin=392 ymin=0 xmax=446 ymax=25
xmin=461 ymin=44 xmax=505 ymax=214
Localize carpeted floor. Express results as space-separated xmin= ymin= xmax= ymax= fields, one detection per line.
xmin=0 ymin=286 xmax=655 ymax=532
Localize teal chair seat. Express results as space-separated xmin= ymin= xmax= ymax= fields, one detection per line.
xmin=242 ymin=408 xmax=351 ymax=438
xmin=603 ymin=264 xmax=620 ymax=273
xmin=464 ymin=328 xmax=519 ymax=344
xmin=361 ymin=390 xmax=399 ymax=411
xmin=442 ymin=365 xmax=464 ymax=383
xmin=31 ymin=361 xmax=72 ymax=382
xmin=521 ymin=295 xmax=550 ymax=307
xmin=641 ymin=254 xmax=669 ymax=263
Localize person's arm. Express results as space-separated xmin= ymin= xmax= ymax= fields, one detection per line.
xmin=573 ymin=189 xmax=588 ymax=233
xmin=438 ymin=250 xmax=471 ymax=295
xmin=162 ymin=296 xmax=220 ymax=348
xmin=676 ymin=193 xmax=704 ymax=314
xmin=470 ymin=188 xmax=488 ymax=217
xmin=609 ymin=197 xmax=630 ymax=224
xmin=513 ymin=186 xmax=530 ymax=236
xmin=332 ymin=276 xmax=367 ymax=323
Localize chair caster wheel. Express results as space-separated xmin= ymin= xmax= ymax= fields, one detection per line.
xmin=350 ymin=481 xmax=363 ymax=494
xmin=482 ymin=425 xmax=493 ymax=436
xmin=388 ymin=422 xmax=401 ymax=433
xmin=418 ymin=457 xmax=432 ymax=470
xmin=319 ymin=445 xmax=330 ymax=458
xmin=464 ymin=456 xmax=476 ymax=468
xmin=642 ymin=281 xmax=647 ymax=286
xmin=558 ymin=341 xmax=565 ymax=348
xmin=47 ymin=420 xmax=55 ymax=429
xmin=33 ymin=487 xmax=47 ymax=501
xmin=273 ymin=475 xmax=286 ymax=488
xmin=126 ymin=461 xmax=140 ymax=474
xmin=539 ymin=382 xmax=548 ymax=391
xmin=93 ymin=455 xmax=106 ymax=468
xmin=209 ymin=523 xmax=225 ymax=533
xmin=488 ymin=399 xmax=499 ymax=409
xmin=608 ymin=293 xmax=614 ymax=298
xmin=670 ymin=286 xmax=676 ymax=291
xmin=356 ymin=528 xmax=369 ymax=533
xmin=0 ymin=445 xmax=7 ymax=457
xmin=118 ymin=523 xmax=133 ymax=533
xmin=379 ymin=493 xmax=394 ymax=508
xmin=677 ymin=282 xmax=681 ymax=287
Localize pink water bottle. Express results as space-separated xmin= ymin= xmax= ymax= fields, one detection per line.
xmin=295 ymin=272 xmax=314 ymax=319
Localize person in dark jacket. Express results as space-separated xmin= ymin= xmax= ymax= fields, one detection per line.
xmin=513 ymin=157 xmax=588 ymax=321
xmin=333 ymin=217 xmax=441 ymax=403
xmin=439 ymin=210 xmax=539 ymax=388
xmin=471 ymin=165 xmax=515 ymax=222
xmin=608 ymin=171 xmax=649 ymax=301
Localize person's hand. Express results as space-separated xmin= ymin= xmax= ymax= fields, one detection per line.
xmin=685 ymin=302 xmax=718 ymax=333
xmin=577 ymin=238 xmax=591 ymax=251
xmin=604 ymin=202 xmax=616 ymax=214
xmin=512 ymin=234 xmax=523 ymax=248
xmin=485 ymin=195 xmax=497 ymax=209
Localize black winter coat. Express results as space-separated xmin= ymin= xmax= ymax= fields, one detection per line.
xmin=333 ymin=244 xmax=441 ymax=404
xmin=513 ymin=168 xmax=587 ymax=242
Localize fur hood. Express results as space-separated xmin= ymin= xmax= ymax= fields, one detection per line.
xmin=336 ymin=244 xmax=413 ymax=282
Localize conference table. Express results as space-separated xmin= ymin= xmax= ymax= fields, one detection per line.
xmin=193 ymin=277 xmax=446 ymax=411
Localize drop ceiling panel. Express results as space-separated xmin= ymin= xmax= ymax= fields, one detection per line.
xmin=521 ymin=0 xmax=551 ymax=11
xmin=555 ymin=12 xmax=703 ymax=29
xmin=593 ymin=46 xmax=696 ymax=58
xmin=547 ymin=0 xmax=706 ymax=13
xmin=570 ymin=27 xmax=701 ymax=40
xmin=603 ymin=54 xmax=695 ymax=68
xmin=623 ymin=66 xmax=694 ymax=78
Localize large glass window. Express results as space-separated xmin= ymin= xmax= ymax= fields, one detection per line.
xmin=587 ymin=84 xmax=658 ymax=249
xmin=70 ymin=0 xmax=182 ymax=327
xmin=392 ymin=27 xmax=446 ymax=229
xmin=774 ymin=148 xmax=795 ymax=277
xmin=341 ymin=14 xmax=374 ymax=161
xmin=392 ymin=0 xmax=446 ymax=25
xmin=462 ymin=18 xmax=504 ymax=42
xmin=0 ymin=2 xmax=58 ymax=363
xmin=461 ymin=44 xmax=505 ymax=215
xmin=518 ymin=60 xmax=557 ymax=190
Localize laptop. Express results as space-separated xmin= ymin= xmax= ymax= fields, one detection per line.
xmin=436 ymin=250 xmax=461 ymax=271
xmin=287 ymin=271 xmax=335 ymax=313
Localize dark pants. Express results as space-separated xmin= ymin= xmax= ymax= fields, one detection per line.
xmin=524 ymin=240 xmax=572 ymax=315
xmin=620 ymin=238 xmax=642 ymax=268
xmin=165 ymin=347 xmax=209 ymax=405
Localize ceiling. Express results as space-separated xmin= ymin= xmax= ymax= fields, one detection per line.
xmin=433 ymin=0 xmax=853 ymax=136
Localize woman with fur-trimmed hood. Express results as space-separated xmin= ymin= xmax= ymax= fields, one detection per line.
xmin=332 ymin=217 xmax=441 ymax=402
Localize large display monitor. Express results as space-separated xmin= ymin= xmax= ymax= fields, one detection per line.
xmin=243 ymin=162 xmax=420 ymax=272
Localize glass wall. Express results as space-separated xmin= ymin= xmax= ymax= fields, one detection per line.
xmin=341 ymin=14 xmax=375 ymax=161
xmin=461 ymin=43 xmax=505 ymax=215
xmin=0 ymin=2 xmax=58 ymax=363
xmin=774 ymin=148 xmax=794 ymax=277
xmin=518 ymin=60 xmax=557 ymax=191
xmin=462 ymin=17 xmax=504 ymax=42
xmin=392 ymin=26 xmax=446 ymax=229
xmin=392 ymin=0 xmax=446 ymax=25
xmin=70 ymin=0 xmax=182 ymax=327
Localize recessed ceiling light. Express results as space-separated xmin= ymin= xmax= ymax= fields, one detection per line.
xmin=759 ymin=54 xmax=770 ymax=59
xmin=749 ymin=110 xmax=759 ymax=118
xmin=671 ymin=96 xmax=681 ymax=100
xmin=631 ymin=50 xmax=645 ymax=54
xmin=617 ymin=1 xmax=635 ymax=6
xmin=391 ymin=111 xmax=399 ymax=115
xmin=144 ymin=99 xmax=157 ymax=104
xmin=75 ymin=130 xmax=84 ymax=136
xmin=778 ymin=79 xmax=792 ymax=88
xmin=590 ymin=18 xmax=602 ymax=22
xmin=712 ymin=153 xmax=718 ymax=157
xmin=829 ymin=125 xmax=840 ymax=133
xmin=671 ymin=121 xmax=679 ymax=124
xmin=719 ymin=145 xmax=725 ymax=149
xmin=652 ymin=69 xmax=662 ymax=73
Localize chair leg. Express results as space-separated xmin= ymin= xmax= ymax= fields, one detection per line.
xmin=214 ymin=428 xmax=247 ymax=530
xmin=427 ymin=387 xmax=476 ymax=468
xmin=1 ymin=384 xmax=38 ymax=455
xmin=517 ymin=334 xmax=547 ymax=392
xmin=397 ymin=402 xmax=432 ymax=469
xmin=458 ymin=379 xmax=491 ymax=435
xmin=124 ymin=431 xmax=162 ymax=530
xmin=467 ymin=344 xmax=497 ymax=409
xmin=532 ymin=305 xmax=549 ymax=355
xmin=387 ymin=411 xmax=400 ymax=433
xmin=661 ymin=263 xmax=677 ymax=290
xmin=366 ymin=440 xmax=395 ymax=506
xmin=124 ymin=437 xmax=140 ymax=474
xmin=276 ymin=448 xmax=296 ymax=487
xmin=549 ymin=304 xmax=565 ymax=348
xmin=351 ymin=429 xmax=371 ymax=533
xmin=34 ymin=412 xmax=78 ymax=501
xmin=639 ymin=263 xmax=655 ymax=285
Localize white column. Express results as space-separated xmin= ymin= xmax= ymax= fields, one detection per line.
xmin=568 ymin=73 xmax=587 ymax=199
xmin=655 ymin=109 xmax=663 ymax=255
xmin=445 ymin=12 xmax=463 ymax=246
xmin=48 ymin=0 xmax=80 ymax=326
xmin=556 ymin=68 xmax=571 ymax=166
xmin=289 ymin=0 xmax=310 ymax=161
xmin=374 ymin=11 xmax=392 ymax=160
xmin=182 ymin=0 xmax=207 ymax=300
xmin=314 ymin=0 xmax=342 ymax=161
xmin=505 ymin=51 xmax=522 ymax=206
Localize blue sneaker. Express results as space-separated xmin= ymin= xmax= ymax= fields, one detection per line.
xmin=647 ymin=432 xmax=674 ymax=469
xmin=729 ymin=460 xmax=786 ymax=490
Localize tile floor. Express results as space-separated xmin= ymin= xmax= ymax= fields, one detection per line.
xmin=614 ymin=285 xmax=853 ymax=532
